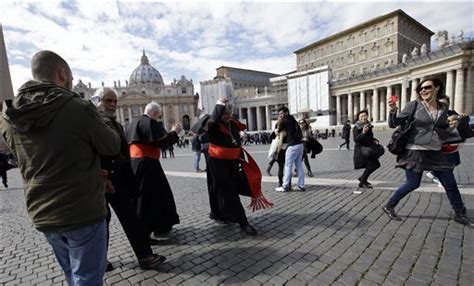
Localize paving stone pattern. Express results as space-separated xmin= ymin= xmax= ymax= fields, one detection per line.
xmin=1 ymin=131 xmax=473 ymax=285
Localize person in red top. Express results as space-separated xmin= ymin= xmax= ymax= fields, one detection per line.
xmin=205 ymin=98 xmax=272 ymax=236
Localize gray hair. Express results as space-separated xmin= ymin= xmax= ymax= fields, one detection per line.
xmin=144 ymin=101 xmax=161 ymax=115
xmin=91 ymin=87 xmax=116 ymax=105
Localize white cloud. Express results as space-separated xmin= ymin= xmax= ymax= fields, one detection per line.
xmin=2 ymin=1 xmax=473 ymax=93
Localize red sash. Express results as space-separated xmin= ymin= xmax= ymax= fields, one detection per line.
xmin=129 ymin=143 xmax=161 ymax=160
xmin=209 ymin=143 xmax=273 ymax=211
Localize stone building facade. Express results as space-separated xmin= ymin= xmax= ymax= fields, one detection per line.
xmin=295 ymin=9 xmax=433 ymax=80
xmin=73 ymin=51 xmax=198 ymax=131
xmin=200 ymin=9 xmax=473 ymax=131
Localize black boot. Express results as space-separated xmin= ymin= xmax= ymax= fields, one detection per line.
xmin=240 ymin=224 xmax=258 ymax=236
xmin=382 ymin=204 xmax=402 ymax=221
xmin=454 ymin=208 xmax=473 ymax=226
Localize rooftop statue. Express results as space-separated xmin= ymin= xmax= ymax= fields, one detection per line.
xmin=458 ymin=30 xmax=464 ymax=42
xmin=420 ymin=44 xmax=427 ymax=55
xmin=411 ymin=47 xmax=419 ymax=58
xmin=435 ymin=30 xmax=449 ymax=49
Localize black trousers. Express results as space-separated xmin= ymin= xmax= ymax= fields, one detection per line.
xmin=360 ymin=160 xmax=380 ymax=183
xmin=0 ymin=170 xmax=7 ymax=187
xmin=277 ymin=149 xmax=287 ymax=186
xmin=302 ymin=152 xmax=312 ymax=173
xmin=106 ymin=192 xmax=152 ymax=260
xmin=339 ymin=139 xmax=350 ymax=149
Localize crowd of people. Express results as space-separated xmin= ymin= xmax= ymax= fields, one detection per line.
xmin=0 ymin=51 xmax=472 ymax=285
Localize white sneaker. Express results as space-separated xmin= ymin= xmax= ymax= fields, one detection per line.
xmin=275 ymin=186 xmax=289 ymax=192
xmin=426 ymin=172 xmax=435 ymax=179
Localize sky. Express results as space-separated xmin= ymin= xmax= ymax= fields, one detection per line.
xmin=2 ymin=1 xmax=473 ymax=94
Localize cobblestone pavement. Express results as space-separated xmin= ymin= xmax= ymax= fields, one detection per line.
xmin=1 ymin=131 xmax=473 ymax=285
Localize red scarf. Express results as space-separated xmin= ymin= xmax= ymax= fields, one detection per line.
xmin=210 ymin=119 xmax=273 ymax=211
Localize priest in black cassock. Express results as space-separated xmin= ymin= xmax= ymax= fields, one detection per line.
xmin=204 ymin=98 xmax=273 ymax=236
xmin=126 ymin=101 xmax=181 ymax=237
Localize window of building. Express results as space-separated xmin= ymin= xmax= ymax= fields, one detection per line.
xmin=386 ymin=21 xmax=394 ymax=34
xmin=79 ymin=92 xmax=84 ymax=98
xmin=131 ymin=106 xmax=141 ymax=117
xmin=348 ymin=50 xmax=355 ymax=64
xmin=359 ymin=46 xmax=367 ymax=60
xmin=181 ymin=87 xmax=186 ymax=94
xmin=384 ymin=38 xmax=394 ymax=53
xmin=371 ymin=43 xmax=379 ymax=57
xmin=141 ymin=90 xmax=146 ymax=95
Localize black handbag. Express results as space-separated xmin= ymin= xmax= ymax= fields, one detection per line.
xmin=361 ymin=143 xmax=385 ymax=159
xmin=387 ymin=102 xmax=417 ymax=155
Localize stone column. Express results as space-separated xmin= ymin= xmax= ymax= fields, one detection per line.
xmin=410 ymin=78 xmax=419 ymax=101
xmin=139 ymin=105 xmax=144 ymax=115
xmin=360 ymin=91 xmax=366 ymax=111
xmin=256 ymin=106 xmax=263 ymax=131
xmin=466 ymin=66 xmax=474 ymax=114
xmin=162 ymin=105 xmax=168 ymax=130
xmin=379 ymin=89 xmax=386 ymax=122
xmin=128 ymin=106 xmax=132 ymax=120
xmin=238 ymin=108 xmax=243 ymax=121
xmin=401 ymin=81 xmax=408 ymax=110
xmin=367 ymin=93 xmax=372 ymax=120
xmin=265 ymin=105 xmax=272 ymax=130
xmin=119 ymin=107 xmax=124 ymax=123
xmin=248 ymin=107 xmax=255 ymax=131
xmin=336 ymin=95 xmax=342 ymax=124
xmin=446 ymin=70 xmax=455 ymax=109
xmin=386 ymin=85 xmax=393 ymax=121
xmin=353 ymin=94 xmax=359 ymax=119
xmin=454 ymin=68 xmax=465 ymax=113
xmin=372 ymin=88 xmax=379 ymax=122
xmin=347 ymin=93 xmax=353 ymax=124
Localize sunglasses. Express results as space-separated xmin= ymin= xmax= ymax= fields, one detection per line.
xmin=418 ymin=85 xmax=433 ymax=92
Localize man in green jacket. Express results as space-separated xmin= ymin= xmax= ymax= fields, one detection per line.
xmin=0 ymin=50 xmax=120 ymax=285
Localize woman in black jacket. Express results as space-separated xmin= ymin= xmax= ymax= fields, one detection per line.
xmin=383 ymin=78 xmax=471 ymax=226
xmin=353 ymin=110 xmax=381 ymax=188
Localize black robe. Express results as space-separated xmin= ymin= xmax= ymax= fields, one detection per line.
xmin=126 ymin=115 xmax=180 ymax=234
xmin=205 ymin=105 xmax=250 ymax=226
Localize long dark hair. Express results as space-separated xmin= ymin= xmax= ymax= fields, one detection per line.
xmin=416 ymin=78 xmax=444 ymax=100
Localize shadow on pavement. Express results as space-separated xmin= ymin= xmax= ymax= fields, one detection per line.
xmin=165 ymin=246 xmax=315 ymax=284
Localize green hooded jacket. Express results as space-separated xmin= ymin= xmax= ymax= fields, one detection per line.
xmin=0 ymin=80 xmax=120 ymax=232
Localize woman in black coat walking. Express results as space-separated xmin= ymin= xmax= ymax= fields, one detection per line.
xmin=353 ymin=110 xmax=381 ymax=188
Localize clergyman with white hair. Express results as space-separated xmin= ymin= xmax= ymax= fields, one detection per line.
xmin=125 ymin=101 xmax=182 ymax=239
xmin=92 ymin=88 xmax=167 ymax=270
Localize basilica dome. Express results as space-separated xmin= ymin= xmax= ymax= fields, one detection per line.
xmin=129 ymin=51 xmax=164 ymax=87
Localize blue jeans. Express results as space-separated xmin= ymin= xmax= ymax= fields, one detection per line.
xmin=43 ymin=220 xmax=107 ymax=286
xmin=283 ymin=143 xmax=305 ymax=189
xmin=193 ymin=151 xmax=202 ymax=170
xmin=388 ymin=169 xmax=465 ymax=210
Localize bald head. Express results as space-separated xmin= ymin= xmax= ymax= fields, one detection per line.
xmin=31 ymin=50 xmax=73 ymax=90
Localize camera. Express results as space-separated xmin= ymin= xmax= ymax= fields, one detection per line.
xmin=366 ymin=124 xmax=373 ymax=128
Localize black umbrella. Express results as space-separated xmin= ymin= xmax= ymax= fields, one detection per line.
xmin=191 ymin=114 xmax=211 ymax=134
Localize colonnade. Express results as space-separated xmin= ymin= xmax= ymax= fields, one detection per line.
xmin=236 ymin=104 xmax=286 ymax=131
xmin=335 ymin=66 xmax=473 ymax=124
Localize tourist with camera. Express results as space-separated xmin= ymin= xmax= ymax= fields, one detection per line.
xmin=382 ymin=78 xmax=472 ymax=226
xmin=353 ymin=110 xmax=382 ymax=188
